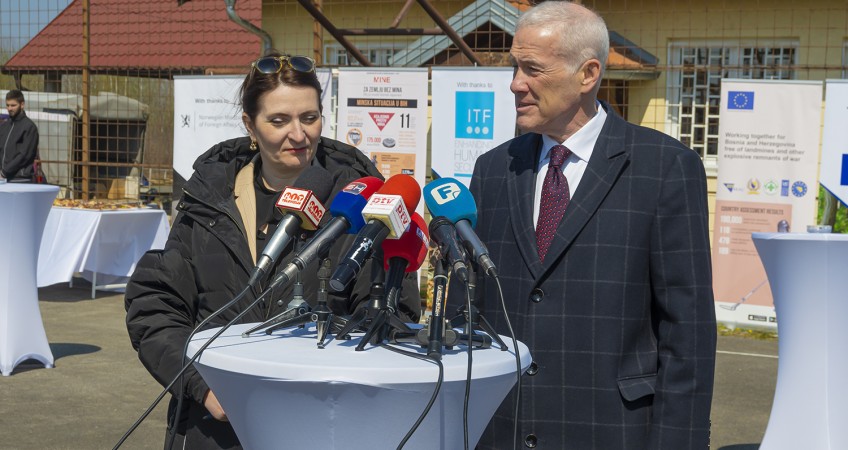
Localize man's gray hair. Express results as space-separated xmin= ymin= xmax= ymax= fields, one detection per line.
xmin=516 ymin=1 xmax=609 ymax=76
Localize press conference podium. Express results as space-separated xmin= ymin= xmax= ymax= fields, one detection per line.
xmin=752 ymin=232 xmax=848 ymax=449
xmin=188 ymin=323 xmax=531 ymax=449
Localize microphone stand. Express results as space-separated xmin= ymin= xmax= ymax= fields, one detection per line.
xmin=390 ymin=257 xmax=458 ymax=357
xmin=241 ymin=238 xmax=313 ymax=337
xmin=261 ymin=257 xmax=348 ymax=348
xmin=449 ymin=262 xmax=506 ymax=350
xmin=334 ymin=248 xmax=413 ymax=351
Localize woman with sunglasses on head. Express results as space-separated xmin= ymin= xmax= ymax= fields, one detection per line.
xmin=124 ymin=51 xmax=422 ymax=449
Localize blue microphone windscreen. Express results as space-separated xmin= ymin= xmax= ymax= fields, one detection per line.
xmin=422 ymin=177 xmax=477 ymax=228
xmin=329 ymin=177 xmax=384 ymax=233
xmin=330 ymin=193 xmax=368 ymax=233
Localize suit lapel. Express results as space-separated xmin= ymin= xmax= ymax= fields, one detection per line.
xmin=540 ymin=107 xmax=629 ymax=270
xmin=506 ymin=133 xmax=545 ymax=279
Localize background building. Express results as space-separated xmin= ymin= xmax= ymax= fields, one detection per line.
xmin=1 ymin=0 xmax=846 ymax=229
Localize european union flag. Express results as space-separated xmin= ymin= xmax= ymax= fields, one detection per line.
xmin=728 ymin=91 xmax=755 ymax=110
xmin=841 ymin=154 xmax=848 ymax=186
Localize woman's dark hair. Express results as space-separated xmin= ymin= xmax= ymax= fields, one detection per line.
xmin=239 ymin=49 xmax=323 ymax=121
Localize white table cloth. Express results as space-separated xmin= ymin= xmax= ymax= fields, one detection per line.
xmin=753 ymin=232 xmax=848 ymax=450
xmin=189 ymin=324 xmax=531 ymax=450
xmin=1 ymin=183 xmax=59 ymax=376
xmin=37 ymin=207 xmax=169 ymax=297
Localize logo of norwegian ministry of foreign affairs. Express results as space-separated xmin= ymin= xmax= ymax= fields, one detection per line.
xmin=791 ymin=181 xmax=808 ymax=197
xmin=747 ymin=178 xmax=761 ymax=194
xmin=763 ymin=180 xmax=778 ymax=195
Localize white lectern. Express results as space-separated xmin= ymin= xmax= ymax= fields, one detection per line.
xmin=0 ymin=183 xmax=59 ymax=376
xmin=189 ymin=324 xmax=531 ymax=450
xmin=753 ymin=232 xmax=848 ymax=449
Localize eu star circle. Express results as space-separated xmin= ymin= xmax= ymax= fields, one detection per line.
xmin=791 ymin=181 xmax=807 ymax=197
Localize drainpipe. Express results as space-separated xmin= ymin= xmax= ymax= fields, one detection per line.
xmin=224 ymin=0 xmax=273 ymax=54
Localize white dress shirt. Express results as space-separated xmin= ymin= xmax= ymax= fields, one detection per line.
xmin=533 ymin=103 xmax=608 ymax=228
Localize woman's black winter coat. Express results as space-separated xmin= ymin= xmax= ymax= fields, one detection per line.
xmin=125 ymin=136 xmax=422 ymax=449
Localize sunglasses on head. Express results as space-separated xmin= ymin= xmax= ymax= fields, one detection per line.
xmin=251 ymin=55 xmax=316 ymax=74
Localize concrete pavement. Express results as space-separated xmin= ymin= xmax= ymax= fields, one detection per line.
xmin=1 ymin=281 xmax=777 ymax=449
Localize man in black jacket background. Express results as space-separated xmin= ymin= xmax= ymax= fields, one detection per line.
xmin=1 ymin=90 xmax=39 ymax=183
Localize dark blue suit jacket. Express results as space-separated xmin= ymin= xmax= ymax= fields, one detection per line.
xmin=465 ymin=103 xmax=716 ymax=449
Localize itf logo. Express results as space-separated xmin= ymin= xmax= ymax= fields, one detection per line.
xmin=432 ymin=182 xmax=461 ymax=205
xmin=455 ymin=91 xmax=494 ymax=139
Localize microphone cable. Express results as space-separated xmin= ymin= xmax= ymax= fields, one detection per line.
xmin=114 ymin=277 xmax=285 ymax=449
xmin=378 ymin=343 xmax=444 ymax=450
xmin=462 ymin=281 xmax=473 ymax=450
xmin=491 ymin=273 xmax=521 ymax=450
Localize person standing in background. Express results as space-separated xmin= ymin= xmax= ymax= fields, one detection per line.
xmin=0 ymin=90 xmax=39 ymax=182
xmin=461 ymin=2 xmax=716 ymax=448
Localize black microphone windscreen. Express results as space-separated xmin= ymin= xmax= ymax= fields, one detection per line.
xmin=293 ymin=165 xmax=335 ymax=204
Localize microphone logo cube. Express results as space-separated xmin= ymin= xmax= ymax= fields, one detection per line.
xmin=277 ymin=188 xmax=310 ymax=209
xmin=342 ymin=181 xmax=368 ymax=195
xmin=362 ymin=194 xmax=410 ymax=238
xmin=277 ymin=187 xmax=326 ymax=230
xmin=302 ymin=196 xmax=326 ymax=230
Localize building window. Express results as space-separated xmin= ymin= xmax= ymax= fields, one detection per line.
xmin=666 ymin=41 xmax=798 ymax=169
xmin=843 ymin=41 xmax=848 ymax=78
xmin=323 ymin=44 xmax=401 ymax=67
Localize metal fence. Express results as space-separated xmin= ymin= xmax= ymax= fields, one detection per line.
xmin=1 ymin=0 xmax=846 ymax=228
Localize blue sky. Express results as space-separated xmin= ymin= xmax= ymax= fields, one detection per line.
xmin=0 ymin=0 xmax=73 ymax=52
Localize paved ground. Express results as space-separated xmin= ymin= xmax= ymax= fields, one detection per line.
xmin=1 ymin=281 xmax=777 ymax=449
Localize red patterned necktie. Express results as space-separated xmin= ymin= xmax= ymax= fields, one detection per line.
xmin=536 ymin=145 xmax=572 ymax=262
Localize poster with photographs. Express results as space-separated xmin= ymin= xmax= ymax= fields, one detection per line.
xmin=336 ymin=68 xmax=428 ymax=211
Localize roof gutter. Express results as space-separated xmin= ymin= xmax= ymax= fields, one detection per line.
xmin=224 ymin=0 xmax=273 ymax=55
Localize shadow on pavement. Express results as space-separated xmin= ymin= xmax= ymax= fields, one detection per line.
xmin=50 ymin=342 xmax=101 ymax=359
xmin=37 ymin=280 xmax=103 ymax=303
xmin=718 ymin=445 xmax=760 ymax=450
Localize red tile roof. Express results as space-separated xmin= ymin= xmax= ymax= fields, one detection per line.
xmin=3 ymin=0 xmax=262 ymax=73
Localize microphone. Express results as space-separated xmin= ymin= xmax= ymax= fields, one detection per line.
xmin=382 ymin=213 xmax=429 ymax=312
xmin=329 ymin=174 xmax=421 ymax=292
xmin=247 ymin=165 xmax=334 ymax=288
xmin=428 ymin=216 xmax=469 ymax=283
xmin=267 ymin=177 xmax=384 ymax=290
xmin=423 ymin=177 xmax=497 ymax=277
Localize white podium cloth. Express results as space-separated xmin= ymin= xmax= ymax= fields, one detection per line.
xmin=189 ymin=324 xmax=531 ymax=450
xmin=37 ymin=208 xmax=169 ymax=295
xmin=0 ymin=183 xmax=59 ymax=376
xmin=753 ymin=232 xmax=848 ymax=450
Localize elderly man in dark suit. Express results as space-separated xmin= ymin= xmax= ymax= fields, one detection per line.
xmin=464 ymin=2 xmax=716 ymax=449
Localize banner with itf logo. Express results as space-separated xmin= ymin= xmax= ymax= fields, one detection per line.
xmin=431 ymin=68 xmax=516 ymax=186
xmin=821 ymin=80 xmax=848 ymax=207
xmin=712 ymin=79 xmax=822 ymax=330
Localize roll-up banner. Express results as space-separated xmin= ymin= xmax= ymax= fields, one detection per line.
xmin=173 ymin=75 xmax=244 ymax=182
xmin=821 ymin=80 xmax=848 ymax=207
xmin=173 ymin=70 xmax=334 ymax=182
xmin=712 ymin=79 xmax=822 ymax=330
xmin=336 ymin=68 xmax=429 ymax=215
xmin=430 ymin=67 xmax=516 ymax=185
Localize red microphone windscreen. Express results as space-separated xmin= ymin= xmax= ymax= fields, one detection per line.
xmin=377 ymin=174 xmax=421 ymax=213
xmin=383 ymin=213 xmax=430 ymax=272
